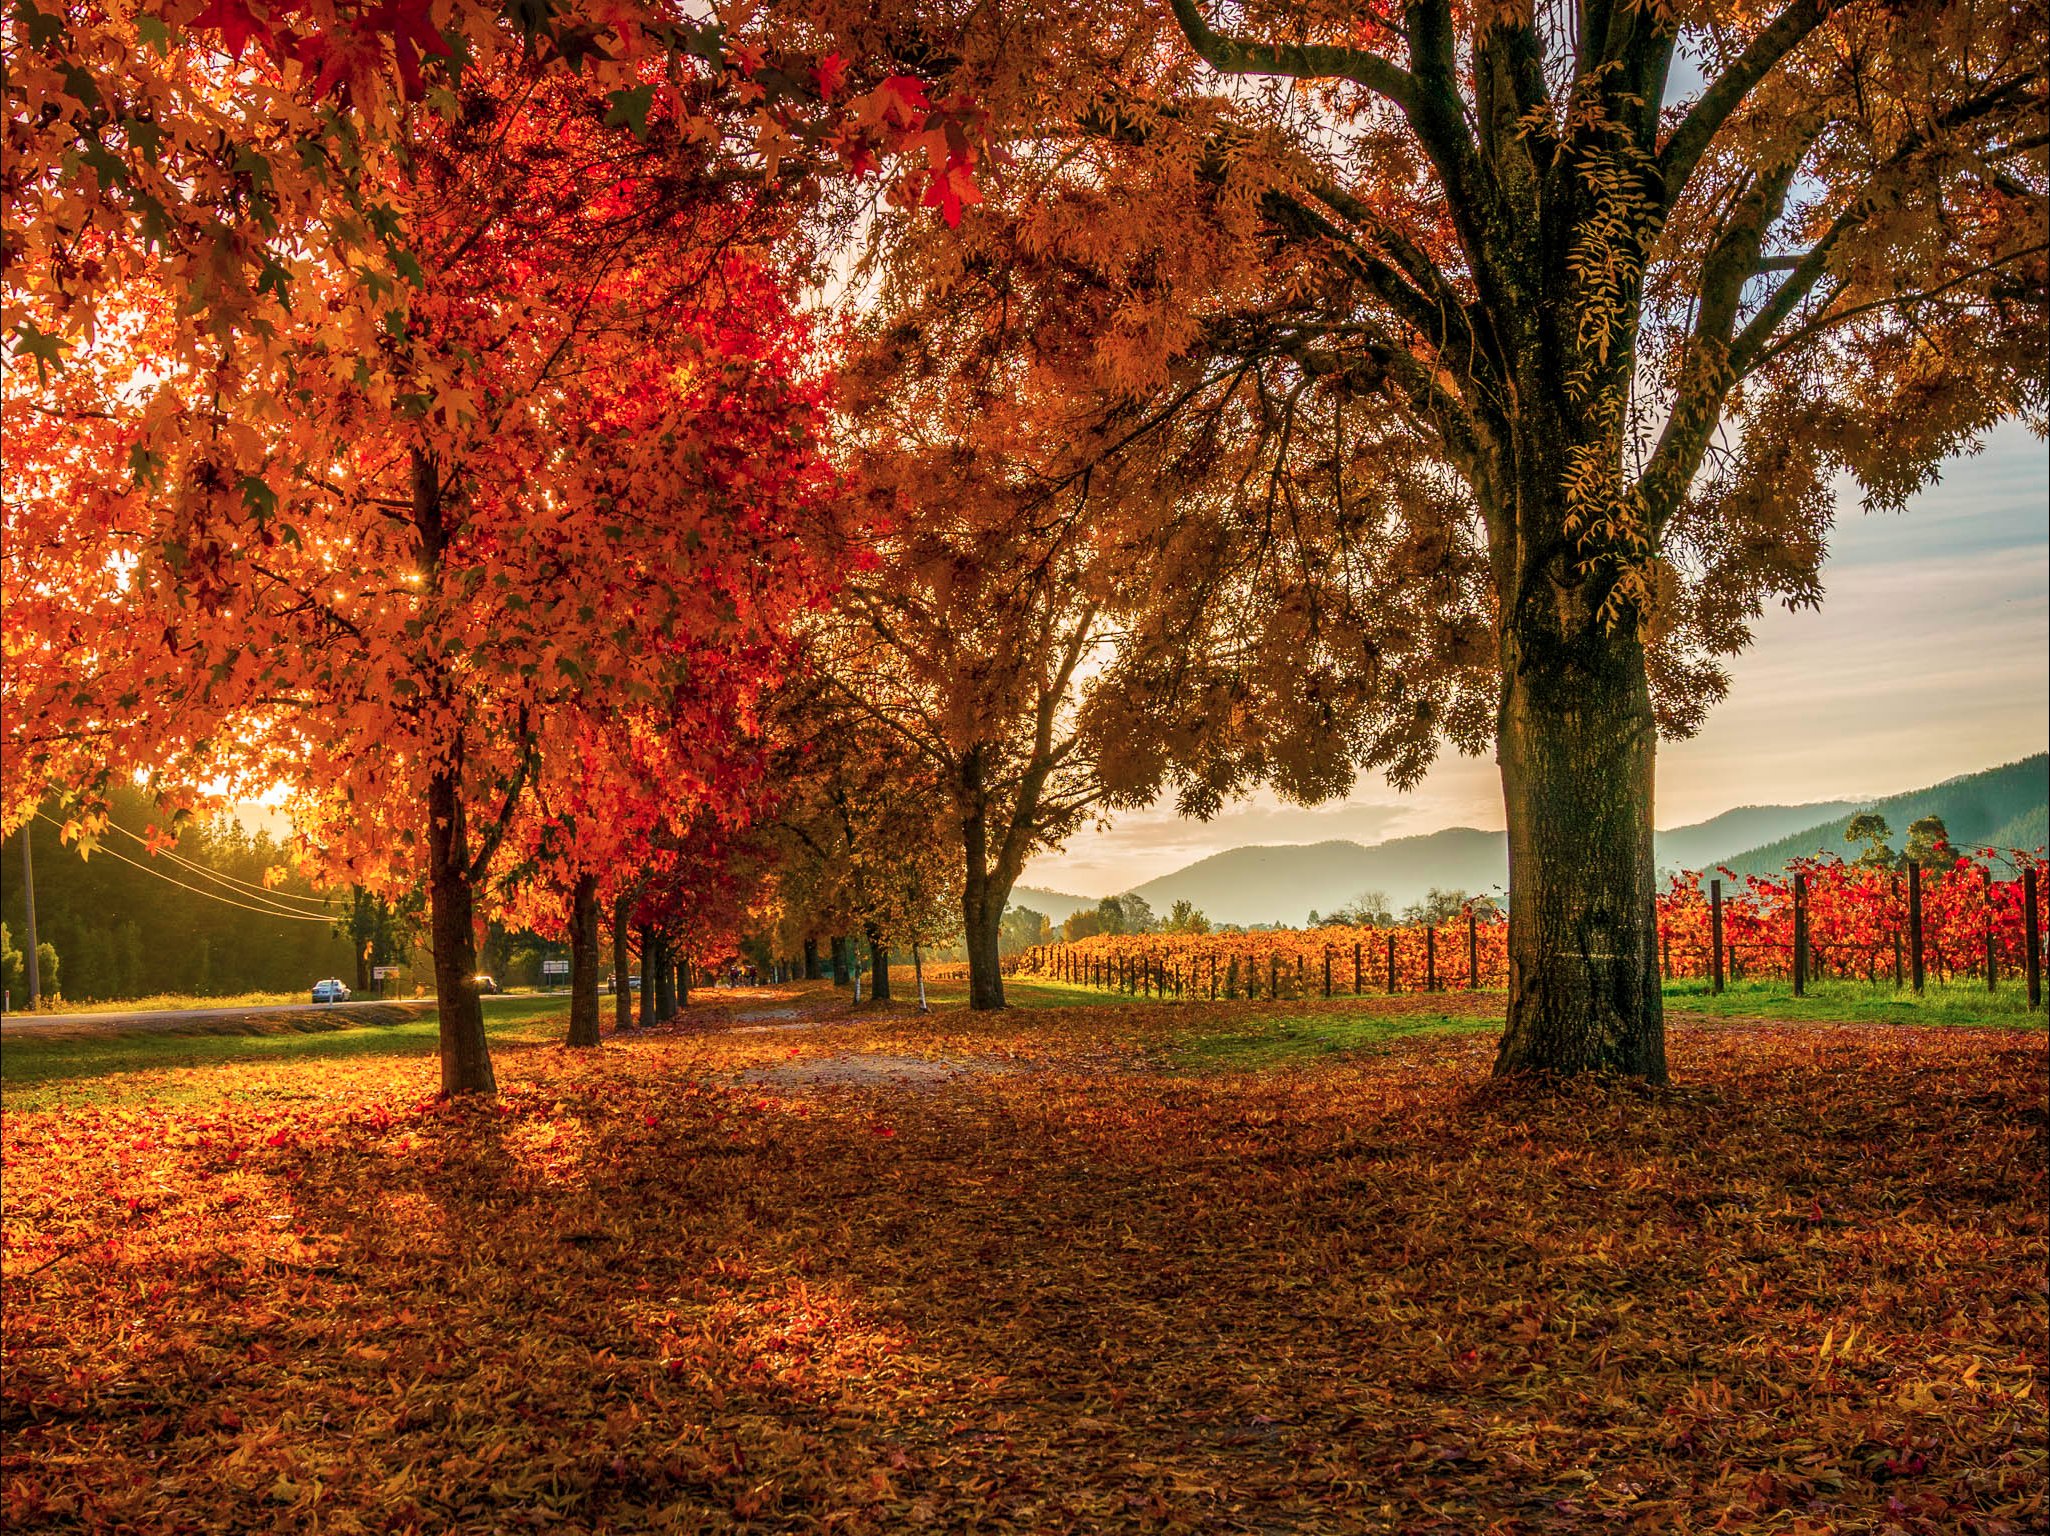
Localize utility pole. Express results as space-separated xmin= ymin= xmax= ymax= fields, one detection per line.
xmin=23 ymin=828 xmax=41 ymax=1008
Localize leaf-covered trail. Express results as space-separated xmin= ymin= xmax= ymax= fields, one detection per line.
xmin=3 ymin=999 xmax=2043 ymax=1534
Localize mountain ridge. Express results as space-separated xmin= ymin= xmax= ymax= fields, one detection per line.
xmin=1010 ymin=754 xmax=2047 ymax=928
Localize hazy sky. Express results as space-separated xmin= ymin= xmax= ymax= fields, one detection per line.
xmin=1024 ymin=420 xmax=2050 ymax=897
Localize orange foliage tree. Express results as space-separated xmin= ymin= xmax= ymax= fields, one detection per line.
xmin=843 ymin=0 xmax=2045 ymax=1078
xmin=4 ymin=64 xmax=844 ymax=1091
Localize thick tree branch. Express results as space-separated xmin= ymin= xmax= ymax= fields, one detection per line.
xmin=1164 ymin=0 xmax=1416 ymax=107
xmin=1659 ymin=0 xmax=1838 ymax=208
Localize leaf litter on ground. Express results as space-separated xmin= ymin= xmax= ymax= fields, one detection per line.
xmin=2 ymin=988 xmax=2044 ymax=1534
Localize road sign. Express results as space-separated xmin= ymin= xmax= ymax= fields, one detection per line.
xmin=541 ymin=958 xmax=570 ymax=978
xmin=372 ymin=965 xmax=402 ymax=979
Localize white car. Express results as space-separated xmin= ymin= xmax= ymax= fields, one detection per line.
xmin=311 ymin=978 xmax=351 ymax=1003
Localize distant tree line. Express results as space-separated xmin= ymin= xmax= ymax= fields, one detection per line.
xmin=1 ymin=785 xmax=358 ymax=1003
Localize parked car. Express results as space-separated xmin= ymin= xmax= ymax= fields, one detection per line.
xmin=473 ymin=974 xmax=501 ymax=995
xmin=311 ymin=979 xmax=351 ymax=1003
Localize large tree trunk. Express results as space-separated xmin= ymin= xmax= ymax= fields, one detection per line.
xmin=866 ymin=924 xmax=891 ymax=1002
xmin=567 ymin=872 xmax=601 ymax=1047
xmin=613 ymin=894 xmax=633 ymax=1032
xmin=1491 ymin=595 xmax=1665 ymax=1080
xmin=960 ymin=799 xmax=1009 ymax=1010
xmin=803 ymin=937 xmax=820 ymax=980
xmin=830 ymin=936 xmax=850 ymax=986
xmin=426 ymin=763 xmax=496 ymax=1095
xmin=676 ymin=951 xmax=691 ymax=1009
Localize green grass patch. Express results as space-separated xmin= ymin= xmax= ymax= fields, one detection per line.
xmin=0 ymin=995 xmax=573 ymax=1110
xmin=18 ymin=989 xmax=313 ymax=1015
xmin=1661 ymin=977 xmax=2046 ymax=1026
xmin=912 ymin=976 xmax=1173 ymax=1011
xmin=1176 ymin=1008 xmax=1496 ymax=1070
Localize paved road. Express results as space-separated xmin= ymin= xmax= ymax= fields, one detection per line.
xmin=0 ymin=991 xmax=567 ymax=1038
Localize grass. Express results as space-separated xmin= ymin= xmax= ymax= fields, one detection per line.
xmin=6 ymin=971 xmax=2040 ymax=1113
xmin=1661 ymin=975 xmax=2048 ymax=1025
xmin=0 ymin=994 xmax=572 ymax=1110
xmin=918 ymin=975 xmax=1173 ymax=1011
xmin=11 ymin=988 xmax=314 ymax=1015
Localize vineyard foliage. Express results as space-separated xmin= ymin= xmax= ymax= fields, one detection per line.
xmin=1029 ymin=851 xmax=2050 ymax=996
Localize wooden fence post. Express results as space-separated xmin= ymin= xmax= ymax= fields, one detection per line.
xmin=1660 ymin=926 xmax=1670 ymax=981
xmin=1892 ymin=874 xmax=1904 ymax=990
xmin=2026 ymin=866 xmax=2042 ymax=1009
xmin=1386 ymin=933 xmax=1397 ymax=994
xmin=1353 ymin=941 xmax=1362 ymax=995
xmin=1467 ymin=911 xmax=1479 ymax=989
xmin=1909 ymin=862 xmax=1925 ymax=995
xmin=1710 ymin=879 xmax=1725 ymax=995
xmin=1985 ymin=867 xmax=1997 ymax=992
xmin=1323 ymin=948 xmax=1332 ymax=997
xmin=1792 ymin=872 xmax=1808 ymax=997
xmin=1269 ymin=952 xmax=1279 ymax=1001
xmin=1425 ymin=926 xmax=1437 ymax=992
xmin=1210 ymin=954 xmax=1218 ymax=1000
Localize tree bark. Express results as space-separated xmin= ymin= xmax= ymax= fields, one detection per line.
xmin=613 ymin=893 xmax=633 ymax=1032
xmin=960 ymin=798 xmax=1010 ymax=1010
xmin=426 ymin=762 xmax=496 ymax=1095
xmin=803 ymin=937 xmax=820 ymax=980
xmin=567 ymin=871 xmax=601 ymax=1047
xmin=1491 ymin=599 xmax=1665 ymax=1080
xmin=866 ymin=924 xmax=891 ymax=1002
xmin=637 ymin=925 xmax=656 ymax=1027
xmin=676 ymin=952 xmax=691 ymax=1009
xmin=655 ymin=936 xmax=677 ymax=1019
xmin=830 ymin=936 xmax=850 ymax=985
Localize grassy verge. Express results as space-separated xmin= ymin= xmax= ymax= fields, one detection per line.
xmin=917 ymin=976 xmax=1173 ymax=1011
xmin=1661 ymin=976 xmax=2046 ymax=1025
xmin=7 ymin=989 xmax=313 ymax=1016
xmin=0 ymin=994 xmax=573 ymax=1110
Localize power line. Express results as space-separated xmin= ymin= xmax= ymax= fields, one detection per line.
xmin=93 ymin=815 xmax=336 ymax=910
xmin=32 ymin=814 xmax=337 ymax=924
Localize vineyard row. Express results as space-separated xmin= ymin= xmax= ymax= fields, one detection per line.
xmin=1021 ymin=853 xmax=2048 ymax=1004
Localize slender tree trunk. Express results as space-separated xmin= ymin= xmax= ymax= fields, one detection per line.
xmin=831 ymin=936 xmax=850 ymax=985
xmin=613 ymin=894 xmax=633 ymax=1032
xmin=654 ymin=937 xmax=675 ymax=1018
xmin=960 ymin=800 xmax=1009 ymax=1010
xmin=22 ymin=822 xmax=41 ymax=1006
xmin=803 ymin=937 xmax=820 ymax=980
xmin=1491 ymin=594 xmax=1665 ymax=1081
xmin=567 ymin=872 xmax=601 ymax=1047
xmin=426 ymin=762 xmax=495 ymax=1095
xmin=677 ymin=952 xmax=691 ymax=1009
xmin=637 ymin=926 xmax=655 ymax=1027
xmin=867 ymin=924 xmax=891 ymax=1002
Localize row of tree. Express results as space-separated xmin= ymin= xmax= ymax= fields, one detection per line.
xmin=6 ymin=0 xmax=2041 ymax=1086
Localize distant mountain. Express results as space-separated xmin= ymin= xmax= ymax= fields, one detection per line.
xmin=1127 ymin=829 xmax=1510 ymax=930
xmin=1651 ymin=800 xmax=1861 ymax=874
xmin=1009 ymin=754 xmax=2049 ymax=928
xmin=1712 ymin=754 xmax=2048 ymax=879
xmin=1008 ymin=886 xmax=1097 ymax=924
